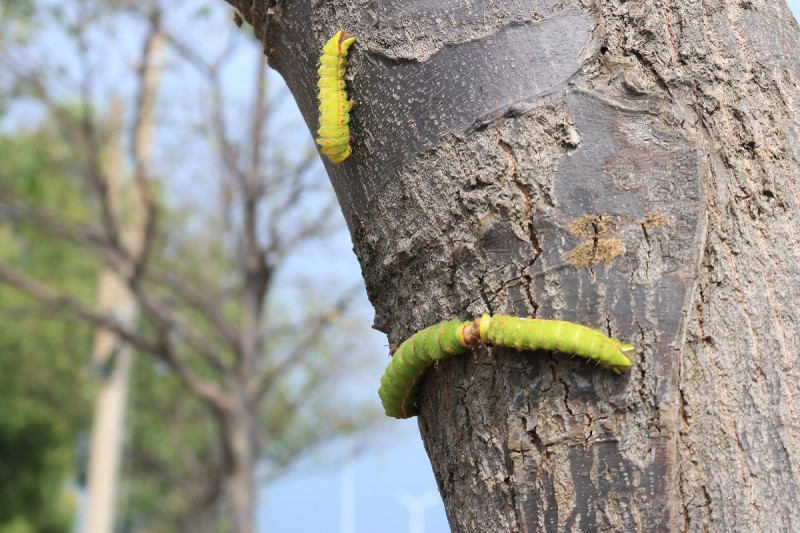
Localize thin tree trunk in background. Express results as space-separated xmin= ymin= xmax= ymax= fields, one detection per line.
xmin=84 ymin=341 xmax=134 ymax=533
xmin=84 ymin=322 xmax=134 ymax=533
xmin=225 ymin=395 xmax=256 ymax=533
xmin=229 ymin=0 xmax=800 ymax=530
xmin=84 ymin=103 xmax=139 ymax=533
xmin=85 ymin=320 xmax=133 ymax=533
xmin=85 ymin=17 xmax=164 ymax=531
xmin=222 ymin=50 xmax=270 ymax=533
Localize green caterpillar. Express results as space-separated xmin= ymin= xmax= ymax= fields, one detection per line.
xmin=316 ymin=30 xmax=356 ymax=163
xmin=378 ymin=314 xmax=634 ymax=419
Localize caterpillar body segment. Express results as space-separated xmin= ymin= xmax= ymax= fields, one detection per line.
xmin=379 ymin=315 xmax=634 ymax=419
xmin=316 ymin=30 xmax=356 ymax=163
xmin=378 ymin=319 xmax=471 ymax=418
xmin=482 ymin=314 xmax=634 ymax=374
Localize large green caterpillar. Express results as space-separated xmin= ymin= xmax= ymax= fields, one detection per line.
xmin=316 ymin=30 xmax=356 ymax=163
xmin=378 ymin=314 xmax=634 ymax=419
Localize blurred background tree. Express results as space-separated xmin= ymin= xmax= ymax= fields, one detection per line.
xmin=0 ymin=1 xmax=381 ymax=532
xmin=0 ymin=128 xmax=95 ymax=533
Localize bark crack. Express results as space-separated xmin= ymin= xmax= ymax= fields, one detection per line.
xmin=498 ymin=135 xmax=542 ymax=317
xmin=502 ymin=441 xmax=527 ymax=533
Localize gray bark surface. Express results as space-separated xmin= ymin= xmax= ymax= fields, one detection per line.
xmin=229 ymin=0 xmax=800 ymax=530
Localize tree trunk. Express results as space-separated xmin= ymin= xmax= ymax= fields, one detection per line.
xmin=85 ymin=318 xmax=134 ymax=533
xmin=84 ymin=103 xmax=140 ymax=533
xmin=223 ymin=388 xmax=256 ymax=533
xmin=86 ymin=19 xmax=163 ymax=530
xmin=230 ymin=0 xmax=800 ymax=530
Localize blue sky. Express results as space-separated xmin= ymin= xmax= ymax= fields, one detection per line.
xmin=259 ymin=3 xmax=800 ymax=532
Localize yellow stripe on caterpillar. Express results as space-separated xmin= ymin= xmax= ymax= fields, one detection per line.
xmin=315 ymin=31 xmax=356 ymax=163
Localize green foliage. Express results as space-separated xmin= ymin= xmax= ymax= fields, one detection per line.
xmin=119 ymin=357 xmax=224 ymax=532
xmin=0 ymin=0 xmax=35 ymax=19
xmin=0 ymin=129 xmax=96 ymax=533
xmin=0 ymin=411 xmax=76 ymax=533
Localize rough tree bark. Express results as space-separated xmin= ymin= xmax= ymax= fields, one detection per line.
xmin=228 ymin=0 xmax=800 ymax=530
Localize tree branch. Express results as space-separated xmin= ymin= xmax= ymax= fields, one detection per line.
xmin=0 ymin=262 xmax=158 ymax=355
xmin=0 ymin=186 xmax=110 ymax=250
xmin=134 ymin=287 xmax=231 ymax=374
xmin=0 ymin=262 xmax=228 ymax=410
xmin=0 ymin=61 xmax=122 ymax=247
xmin=128 ymin=7 xmax=165 ymax=281
xmin=143 ymin=268 xmax=241 ymax=350
xmin=248 ymin=286 xmax=361 ymax=403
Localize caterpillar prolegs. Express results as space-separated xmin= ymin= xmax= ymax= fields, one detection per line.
xmin=378 ymin=314 xmax=634 ymax=419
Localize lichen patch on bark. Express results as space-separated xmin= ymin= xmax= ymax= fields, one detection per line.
xmin=568 ymin=214 xmax=617 ymax=239
xmin=640 ymin=214 xmax=671 ymax=229
xmin=567 ymin=238 xmax=626 ymax=269
xmin=566 ymin=214 xmax=625 ymax=269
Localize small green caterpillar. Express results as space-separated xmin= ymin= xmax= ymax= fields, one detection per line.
xmin=378 ymin=314 xmax=634 ymax=419
xmin=316 ymin=30 xmax=355 ymax=163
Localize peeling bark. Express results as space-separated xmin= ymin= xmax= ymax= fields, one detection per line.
xmin=230 ymin=0 xmax=800 ymax=530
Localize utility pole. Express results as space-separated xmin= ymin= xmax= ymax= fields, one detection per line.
xmin=395 ymin=490 xmax=441 ymax=533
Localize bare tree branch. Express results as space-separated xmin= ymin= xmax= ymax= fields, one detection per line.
xmin=266 ymin=197 xmax=340 ymax=260
xmin=0 ymin=186 xmax=110 ymax=249
xmin=248 ymin=54 xmax=268 ymax=192
xmin=0 ymin=262 xmax=158 ymax=355
xmin=129 ymin=7 xmax=165 ymax=281
xmin=159 ymin=25 xmax=247 ymax=187
xmin=237 ymin=50 xmax=273 ymax=381
xmin=143 ymin=268 xmax=240 ymax=349
xmin=0 ymin=186 xmax=241 ymax=357
xmin=0 ymin=261 xmax=228 ymax=410
xmin=0 ymin=61 xmax=122 ymax=246
xmin=76 ymin=6 xmax=124 ymax=250
xmin=262 ymin=153 xmax=331 ymax=260
xmin=248 ymin=285 xmax=362 ymax=403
